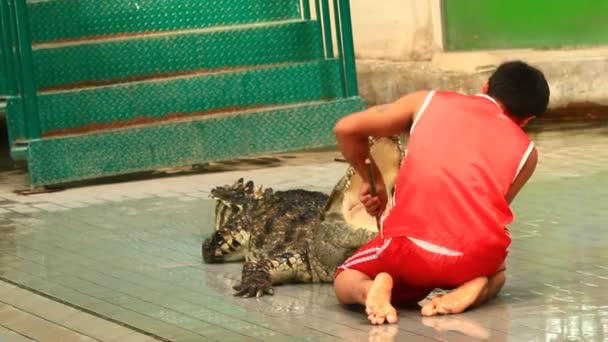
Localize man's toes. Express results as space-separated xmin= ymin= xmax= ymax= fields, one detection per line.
xmin=386 ymin=312 xmax=398 ymax=324
xmin=368 ymin=312 xmax=382 ymax=325
xmin=421 ymin=302 xmax=436 ymax=317
xmin=369 ymin=309 xmax=398 ymax=325
xmin=373 ymin=316 xmax=386 ymax=325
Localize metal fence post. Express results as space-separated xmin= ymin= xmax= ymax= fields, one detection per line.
xmin=0 ymin=0 xmax=17 ymax=96
xmin=316 ymin=0 xmax=334 ymax=59
xmin=336 ymin=0 xmax=358 ymax=97
xmin=301 ymin=0 xmax=311 ymax=19
xmin=9 ymin=0 xmax=40 ymax=139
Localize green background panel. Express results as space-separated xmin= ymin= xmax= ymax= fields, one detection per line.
xmin=27 ymin=98 xmax=365 ymax=186
xmin=33 ymin=21 xmax=323 ymax=89
xmin=27 ymin=0 xmax=301 ymax=43
xmin=442 ymin=0 xmax=608 ymax=50
xmin=37 ymin=60 xmax=344 ymax=134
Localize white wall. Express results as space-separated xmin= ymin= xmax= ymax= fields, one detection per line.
xmin=349 ymin=0 xmax=440 ymax=61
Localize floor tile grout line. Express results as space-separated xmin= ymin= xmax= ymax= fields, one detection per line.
xmin=4 ymin=264 xmax=219 ymax=341
xmin=0 ymin=277 xmax=169 ymax=342
xmin=0 ymin=299 xmax=105 ymax=342
xmin=0 ymin=321 xmax=38 ymax=342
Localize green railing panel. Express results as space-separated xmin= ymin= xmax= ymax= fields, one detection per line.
xmin=28 ymin=97 xmax=366 ymax=186
xmin=33 ymin=21 xmax=324 ymax=90
xmin=443 ymin=0 xmax=608 ymax=50
xmin=38 ymin=60 xmax=344 ymax=134
xmin=27 ymin=0 xmax=302 ymax=43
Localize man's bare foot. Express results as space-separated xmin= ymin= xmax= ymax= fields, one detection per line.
xmin=420 ymin=277 xmax=488 ymax=317
xmin=365 ymin=273 xmax=398 ymax=325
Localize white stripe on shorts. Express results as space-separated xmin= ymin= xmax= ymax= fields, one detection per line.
xmin=340 ymin=238 xmax=393 ymax=270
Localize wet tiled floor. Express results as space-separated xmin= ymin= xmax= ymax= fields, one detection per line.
xmin=0 ymin=125 xmax=607 ymax=341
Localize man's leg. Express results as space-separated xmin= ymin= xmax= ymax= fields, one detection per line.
xmin=420 ymin=270 xmax=506 ymax=317
xmin=334 ymin=270 xmax=398 ymax=325
xmin=334 ymin=268 xmax=373 ymax=305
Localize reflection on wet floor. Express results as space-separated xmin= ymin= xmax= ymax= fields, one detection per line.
xmin=0 ymin=123 xmax=607 ymax=341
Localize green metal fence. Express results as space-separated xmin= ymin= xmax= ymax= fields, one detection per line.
xmin=0 ymin=0 xmax=364 ymax=187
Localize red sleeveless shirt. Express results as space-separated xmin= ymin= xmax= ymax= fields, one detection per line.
xmin=381 ymin=91 xmax=534 ymax=259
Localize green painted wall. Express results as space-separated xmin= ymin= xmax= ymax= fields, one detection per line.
xmin=443 ymin=0 xmax=608 ymax=51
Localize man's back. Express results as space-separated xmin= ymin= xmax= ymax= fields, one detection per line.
xmin=382 ymin=91 xmax=534 ymax=258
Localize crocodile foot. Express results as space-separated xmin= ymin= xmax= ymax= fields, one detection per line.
xmin=233 ymin=261 xmax=275 ymax=298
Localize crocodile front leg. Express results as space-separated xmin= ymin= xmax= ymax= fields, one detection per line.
xmin=233 ymin=251 xmax=312 ymax=298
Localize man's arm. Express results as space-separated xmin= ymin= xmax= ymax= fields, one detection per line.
xmin=333 ymin=90 xmax=430 ymax=216
xmin=333 ymin=90 xmax=430 ymax=182
xmin=506 ymin=147 xmax=538 ymax=204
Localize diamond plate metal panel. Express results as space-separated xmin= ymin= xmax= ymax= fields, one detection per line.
xmin=27 ymin=0 xmax=302 ymax=43
xmin=37 ymin=60 xmax=344 ymax=134
xmin=33 ymin=21 xmax=324 ymax=90
xmin=27 ymin=97 xmax=366 ymax=186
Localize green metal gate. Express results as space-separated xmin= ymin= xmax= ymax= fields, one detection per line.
xmin=0 ymin=0 xmax=365 ymax=187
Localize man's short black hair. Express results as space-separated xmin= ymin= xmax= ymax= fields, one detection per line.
xmin=487 ymin=61 xmax=550 ymax=119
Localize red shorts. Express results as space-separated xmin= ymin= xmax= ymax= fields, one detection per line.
xmin=335 ymin=235 xmax=506 ymax=306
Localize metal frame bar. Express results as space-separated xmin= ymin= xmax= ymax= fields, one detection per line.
xmin=313 ymin=0 xmax=358 ymax=97
xmin=335 ymin=0 xmax=358 ymax=97
xmin=316 ymin=0 xmax=334 ymax=59
xmin=10 ymin=0 xmax=40 ymax=139
xmin=0 ymin=0 xmax=17 ymax=97
xmin=301 ymin=0 xmax=311 ymax=19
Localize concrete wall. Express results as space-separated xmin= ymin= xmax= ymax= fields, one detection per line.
xmin=350 ymin=0 xmax=437 ymax=62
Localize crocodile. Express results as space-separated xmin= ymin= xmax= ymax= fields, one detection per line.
xmin=202 ymin=136 xmax=405 ymax=297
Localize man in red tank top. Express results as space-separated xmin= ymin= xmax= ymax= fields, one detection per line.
xmin=332 ymin=61 xmax=550 ymax=324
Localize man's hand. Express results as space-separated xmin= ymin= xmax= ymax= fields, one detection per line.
xmin=359 ymin=180 xmax=388 ymax=218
